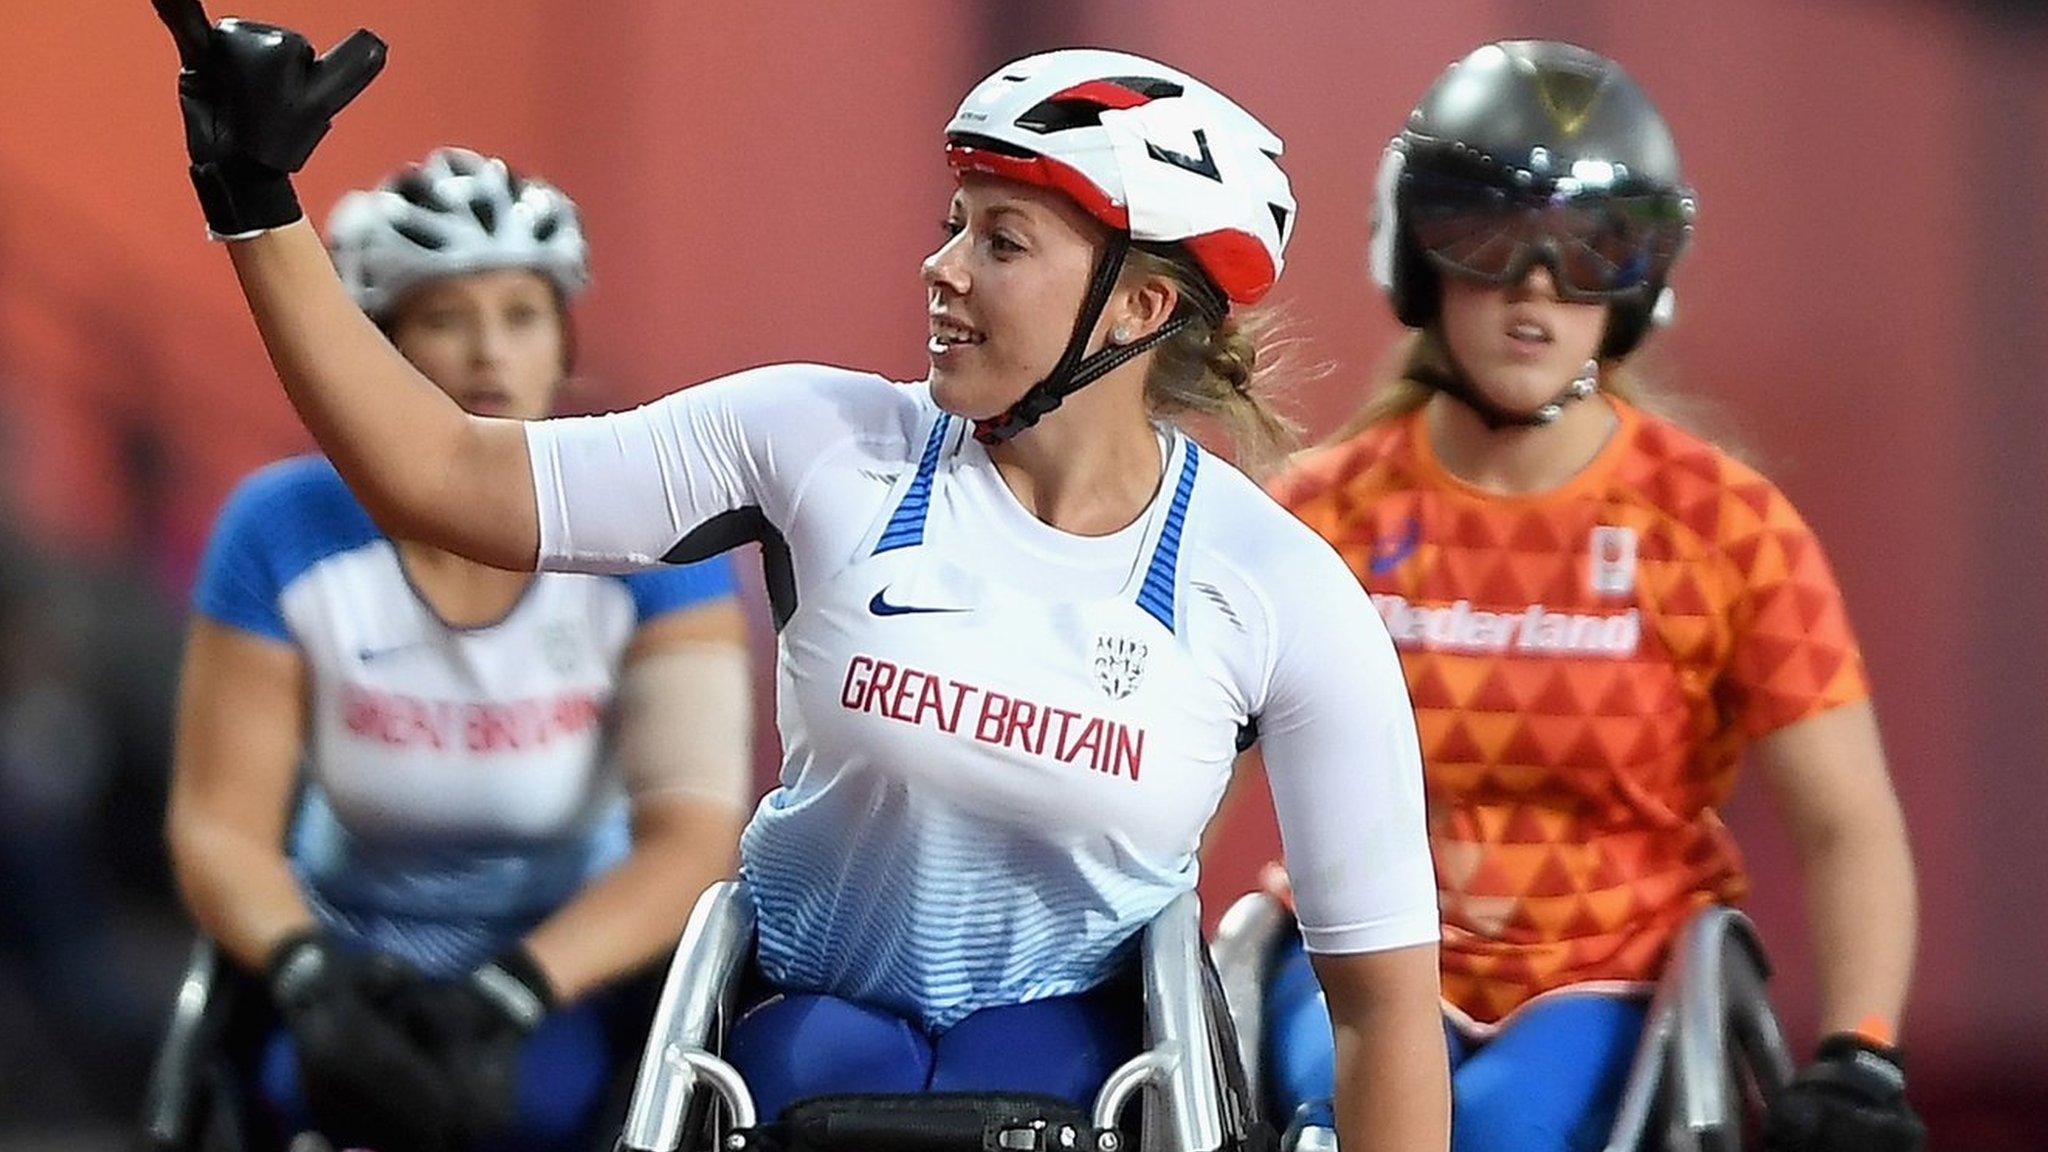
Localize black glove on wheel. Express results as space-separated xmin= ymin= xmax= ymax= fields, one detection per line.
xmin=401 ymin=944 xmax=557 ymax=1147
xmin=152 ymin=0 xmax=386 ymax=236
xmin=266 ymin=930 xmax=459 ymax=1152
xmin=1763 ymin=1032 xmax=1927 ymax=1152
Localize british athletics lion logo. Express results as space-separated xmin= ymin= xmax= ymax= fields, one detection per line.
xmin=1092 ymin=633 xmax=1149 ymax=701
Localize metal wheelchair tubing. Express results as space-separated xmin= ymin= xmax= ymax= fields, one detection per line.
xmin=620 ymin=880 xmax=759 ymax=1152
xmin=1134 ymin=890 xmax=1229 ymax=1152
xmin=140 ymin=937 xmax=226 ymax=1148
xmin=1599 ymin=985 xmax=1680 ymax=1152
xmin=663 ymin=1048 xmax=759 ymax=1131
xmin=620 ymin=884 xmax=1239 ymax=1152
xmin=1209 ymin=891 xmax=1290 ymax=1097
xmin=1601 ymin=906 xmax=1789 ymax=1152
xmin=1094 ymin=1046 xmax=1181 ymax=1134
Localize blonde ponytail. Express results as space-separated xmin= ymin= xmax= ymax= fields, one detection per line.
xmin=1127 ymin=247 xmax=1302 ymax=477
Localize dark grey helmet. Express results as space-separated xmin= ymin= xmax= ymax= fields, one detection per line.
xmin=1370 ymin=41 xmax=1695 ymax=358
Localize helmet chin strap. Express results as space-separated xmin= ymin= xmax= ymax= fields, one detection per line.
xmin=1418 ymin=356 xmax=1601 ymax=431
xmin=973 ymin=232 xmax=1199 ymax=446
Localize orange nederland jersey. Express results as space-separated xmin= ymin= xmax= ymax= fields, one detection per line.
xmin=1270 ymin=399 xmax=1867 ymax=1027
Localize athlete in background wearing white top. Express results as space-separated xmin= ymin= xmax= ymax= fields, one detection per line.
xmin=166 ymin=147 xmax=752 ymax=1152
xmin=155 ymin=6 xmax=1448 ymax=1147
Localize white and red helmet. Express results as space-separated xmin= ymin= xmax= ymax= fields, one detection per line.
xmin=944 ymin=49 xmax=1295 ymax=309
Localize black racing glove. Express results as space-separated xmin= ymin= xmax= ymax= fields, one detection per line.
xmin=266 ymin=930 xmax=460 ymax=1152
xmin=401 ymin=944 xmax=557 ymax=1147
xmin=1763 ymin=1032 xmax=1927 ymax=1152
xmin=152 ymin=0 xmax=386 ymax=237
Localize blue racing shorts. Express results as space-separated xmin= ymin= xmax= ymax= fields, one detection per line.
xmin=724 ymin=978 xmax=1141 ymax=1122
xmin=1265 ymin=932 xmax=1646 ymax=1152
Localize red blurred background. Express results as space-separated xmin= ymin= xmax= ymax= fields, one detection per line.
xmin=1 ymin=0 xmax=2042 ymax=1144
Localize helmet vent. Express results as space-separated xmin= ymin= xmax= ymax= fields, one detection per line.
xmin=392 ymin=171 xmax=446 ymax=211
xmin=469 ymin=197 xmax=498 ymax=234
xmin=1016 ymin=76 xmax=1183 ymax=134
xmin=1108 ymin=76 xmax=1183 ymax=99
xmin=532 ymin=212 xmax=562 ymax=242
xmin=392 ymin=220 xmax=448 ymax=251
xmin=1017 ymin=98 xmax=1111 ymax=134
xmin=948 ymin=132 xmax=1035 ymax=159
xmin=1269 ymin=203 xmax=1291 ymax=235
xmin=1144 ymin=131 xmax=1221 ymax=180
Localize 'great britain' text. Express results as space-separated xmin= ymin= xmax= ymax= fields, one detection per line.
xmin=839 ymin=654 xmax=1145 ymax=781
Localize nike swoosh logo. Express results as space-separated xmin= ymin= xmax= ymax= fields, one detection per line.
xmin=357 ymin=641 xmax=427 ymax=663
xmin=1368 ymin=517 xmax=1422 ymax=576
xmin=868 ymin=589 xmax=969 ymax=617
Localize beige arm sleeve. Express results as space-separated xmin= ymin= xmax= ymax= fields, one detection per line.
xmin=613 ymin=641 xmax=754 ymax=811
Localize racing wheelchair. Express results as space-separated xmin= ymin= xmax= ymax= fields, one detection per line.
xmin=614 ymin=881 xmax=1272 ymax=1152
xmin=1208 ymin=893 xmax=1794 ymax=1152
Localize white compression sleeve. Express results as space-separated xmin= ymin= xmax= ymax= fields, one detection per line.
xmin=524 ymin=363 xmax=906 ymax=574
xmin=1258 ymin=543 xmax=1441 ymax=955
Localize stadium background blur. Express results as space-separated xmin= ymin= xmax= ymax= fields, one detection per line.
xmin=1 ymin=0 xmax=2042 ymax=1146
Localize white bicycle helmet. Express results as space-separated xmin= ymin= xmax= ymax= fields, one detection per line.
xmin=946 ymin=48 xmax=1294 ymax=306
xmin=943 ymin=50 xmax=1295 ymax=442
xmin=326 ymin=146 xmax=589 ymax=318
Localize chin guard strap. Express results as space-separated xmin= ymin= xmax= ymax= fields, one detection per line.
xmin=973 ymin=233 xmax=1212 ymax=445
xmin=1418 ymin=357 xmax=1600 ymax=431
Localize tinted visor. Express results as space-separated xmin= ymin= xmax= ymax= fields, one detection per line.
xmin=1405 ymin=172 xmax=1692 ymax=301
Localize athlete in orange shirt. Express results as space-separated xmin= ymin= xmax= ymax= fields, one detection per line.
xmin=1261 ymin=42 xmax=1921 ymax=1152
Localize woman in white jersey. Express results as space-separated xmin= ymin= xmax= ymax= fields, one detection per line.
xmin=155 ymin=6 xmax=1447 ymax=1148
xmin=167 ymin=146 xmax=752 ymax=1152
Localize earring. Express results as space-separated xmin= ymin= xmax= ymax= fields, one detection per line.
xmin=1110 ymin=326 xmax=1131 ymax=346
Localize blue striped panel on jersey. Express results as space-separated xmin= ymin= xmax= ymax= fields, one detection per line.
xmin=293 ymin=790 xmax=630 ymax=976
xmin=740 ymin=783 xmax=1166 ymax=1032
xmin=1136 ymin=440 xmax=1201 ymax=631
xmin=872 ymin=415 xmax=954 ymax=554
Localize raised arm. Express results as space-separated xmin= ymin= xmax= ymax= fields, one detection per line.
xmin=157 ymin=2 xmax=538 ymax=568
xmin=231 ymin=223 xmax=541 ymax=568
xmin=157 ymin=5 xmax=884 ymax=578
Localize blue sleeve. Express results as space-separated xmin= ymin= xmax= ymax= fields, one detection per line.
xmin=616 ymin=554 xmax=738 ymax=623
xmin=190 ymin=458 xmax=381 ymax=643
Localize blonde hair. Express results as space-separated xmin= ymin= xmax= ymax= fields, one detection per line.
xmin=1126 ymin=247 xmax=1301 ymax=476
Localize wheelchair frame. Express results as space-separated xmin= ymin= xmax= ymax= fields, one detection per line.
xmin=1208 ymin=894 xmax=1794 ymax=1152
xmin=140 ymin=936 xmax=242 ymax=1152
xmin=1599 ymin=905 xmax=1794 ymax=1152
xmin=618 ymin=881 xmax=1263 ymax=1152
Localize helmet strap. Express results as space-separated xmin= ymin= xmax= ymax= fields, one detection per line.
xmin=974 ymin=233 xmax=1197 ymax=445
xmin=1418 ymin=355 xmax=1600 ymax=431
